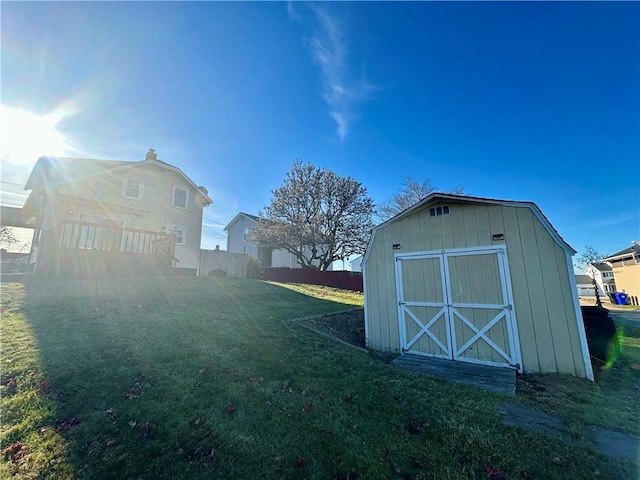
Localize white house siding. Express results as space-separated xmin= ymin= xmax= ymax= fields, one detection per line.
xmin=364 ymin=201 xmax=588 ymax=378
xmin=349 ymin=256 xmax=363 ymax=272
xmin=267 ymin=248 xmax=294 ymax=268
xmin=225 ymin=216 xmax=334 ymax=270
xmin=226 ymin=216 xmax=259 ymax=257
xmin=584 ymin=264 xmax=615 ymax=296
xmin=269 ymin=246 xmax=334 ymax=269
xmin=576 ymin=283 xmax=596 ymax=297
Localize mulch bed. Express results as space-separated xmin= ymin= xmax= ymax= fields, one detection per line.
xmin=302 ymin=308 xmax=365 ymax=349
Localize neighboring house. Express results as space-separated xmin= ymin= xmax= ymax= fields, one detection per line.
xmin=575 ymin=274 xmax=597 ymax=297
xmin=22 ymin=149 xmax=213 ymax=276
xmin=349 ymin=255 xmax=363 ymax=272
xmin=224 ymin=212 xmax=332 ymax=269
xmin=224 ymin=212 xmax=260 ymax=258
xmin=0 ymin=249 xmax=32 ymax=273
xmin=0 ymin=207 xmax=36 ymax=260
xmin=604 ymin=243 xmax=640 ymax=303
xmin=583 ymin=262 xmax=616 ymax=296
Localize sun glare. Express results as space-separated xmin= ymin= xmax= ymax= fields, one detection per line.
xmin=1 ymin=104 xmax=73 ymax=165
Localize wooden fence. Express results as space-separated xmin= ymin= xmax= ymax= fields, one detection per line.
xmin=199 ymin=249 xmax=248 ymax=278
xmin=262 ymin=267 xmax=363 ymax=292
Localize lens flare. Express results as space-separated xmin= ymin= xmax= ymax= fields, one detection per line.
xmin=1 ymin=104 xmax=75 ymax=166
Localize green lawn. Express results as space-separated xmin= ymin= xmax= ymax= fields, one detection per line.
xmin=1 ymin=276 xmax=638 ymax=479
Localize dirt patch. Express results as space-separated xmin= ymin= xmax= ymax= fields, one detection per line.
xmin=302 ymin=308 xmax=365 ymax=349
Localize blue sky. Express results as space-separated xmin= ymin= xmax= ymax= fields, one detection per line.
xmin=1 ymin=2 xmax=638 ymax=264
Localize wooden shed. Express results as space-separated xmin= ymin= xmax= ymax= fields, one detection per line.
xmin=363 ymin=194 xmax=593 ymax=380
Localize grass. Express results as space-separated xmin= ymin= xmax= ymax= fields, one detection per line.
xmin=612 ymin=304 xmax=640 ymax=312
xmin=1 ymin=276 xmax=638 ymax=479
xmin=266 ymin=282 xmax=365 ymax=307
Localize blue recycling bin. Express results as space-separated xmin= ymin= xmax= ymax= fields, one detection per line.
xmin=614 ymin=292 xmax=629 ymax=305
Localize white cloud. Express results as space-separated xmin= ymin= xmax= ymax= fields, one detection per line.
xmin=330 ymin=111 xmax=347 ymax=140
xmin=286 ymin=1 xmax=302 ymax=23
xmin=296 ymin=4 xmax=377 ymax=143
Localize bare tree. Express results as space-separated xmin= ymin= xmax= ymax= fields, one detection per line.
xmin=250 ymin=161 xmax=374 ymax=271
xmin=576 ymin=245 xmax=606 ymax=308
xmin=0 ymin=226 xmax=18 ymax=248
xmin=377 ymin=177 xmax=465 ymax=222
xmin=575 ymin=245 xmax=604 ymax=270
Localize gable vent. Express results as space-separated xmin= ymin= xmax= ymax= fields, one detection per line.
xmin=429 ymin=205 xmax=450 ymax=217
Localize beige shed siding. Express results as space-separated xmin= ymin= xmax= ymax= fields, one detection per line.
xmin=364 ymin=201 xmax=587 ymax=377
xmin=515 ymin=208 xmax=557 ymax=373
xmin=500 ymin=206 xmax=541 ymax=372
xmin=556 ymin=246 xmax=587 ymax=377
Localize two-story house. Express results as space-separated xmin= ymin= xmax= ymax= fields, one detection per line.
xmin=604 ymin=243 xmax=640 ymax=304
xmin=22 ymin=149 xmax=212 ymax=276
xmin=583 ymin=262 xmax=616 ymax=297
xmin=224 ymin=212 xmax=333 ymax=269
xmin=224 ymin=212 xmax=301 ymax=268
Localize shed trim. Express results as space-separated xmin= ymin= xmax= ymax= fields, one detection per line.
xmin=498 ymin=245 xmax=523 ymax=372
xmin=394 ymin=245 xmax=514 ymax=258
xmin=363 ymin=262 xmax=370 ymax=348
xmin=363 ymin=194 xmax=576 ymax=269
xmin=565 ymin=251 xmax=595 ymax=381
xmin=393 ymin=256 xmax=407 ymax=350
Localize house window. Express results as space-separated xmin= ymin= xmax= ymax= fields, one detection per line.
xmin=123 ymin=176 xmax=143 ymax=200
xmin=168 ymin=226 xmax=186 ymax=245
xmin=172 ymin=187 xmax=188 ymax=209
xmin=243 ymin=227 xmax=251 ymax=241
xmin=429 ymin=205 xmax=450 ymax=217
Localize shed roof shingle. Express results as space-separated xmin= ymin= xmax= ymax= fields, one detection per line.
xmin=604 ymin=244 xmax=640 ymax=261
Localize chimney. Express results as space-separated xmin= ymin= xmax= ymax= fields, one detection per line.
xmin=146 ymin=149 xmax=157 ymax=161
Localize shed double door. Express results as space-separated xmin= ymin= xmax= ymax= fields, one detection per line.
xmin=396 ymin=247 xmax=521 ymax=370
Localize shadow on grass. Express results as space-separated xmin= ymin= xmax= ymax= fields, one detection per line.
xmin=3 ymin=276 xmax=361 ymax=479
xmin=516 ymin=323 xmax=640 ymax=440
xmin=2 ymin=276 xmax=639 ymax=480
